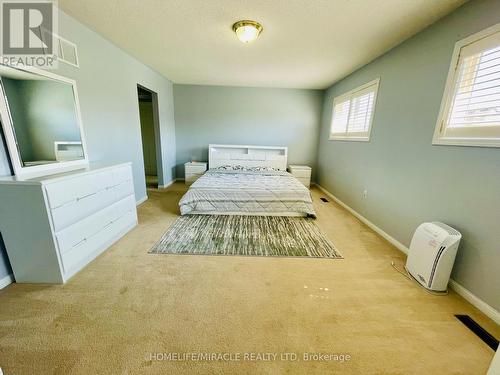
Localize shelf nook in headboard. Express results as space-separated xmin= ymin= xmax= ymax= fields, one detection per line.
xmin=208 ymin=144 xmax=288 ymax=170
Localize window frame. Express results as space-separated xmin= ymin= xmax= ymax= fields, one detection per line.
xmin=433 ymin=22 xmax=500 ymax=148
xmin=329 ymin=78 xmax=380 ymax=142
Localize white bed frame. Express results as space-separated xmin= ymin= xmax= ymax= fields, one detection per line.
xmin=208 ymin=144 xmax=288 ymax=170
xmin=189 ymin=144 xmax=305 ymax=217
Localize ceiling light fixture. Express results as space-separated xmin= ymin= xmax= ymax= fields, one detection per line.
xmin=232 ymin=20 xmax=263 ymax=43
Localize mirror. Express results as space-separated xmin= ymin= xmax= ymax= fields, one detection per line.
xmin=0 ymin=64 xmax=86 ymax=175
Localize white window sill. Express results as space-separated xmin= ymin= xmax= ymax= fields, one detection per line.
xmin=432 ymin=137 xmax=500 ymax=148
xmin=329 ymin=136 xmax=370 ymax=142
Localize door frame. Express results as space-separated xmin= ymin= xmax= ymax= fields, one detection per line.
xmin=136 ymin=84 xmax=164 ymax=188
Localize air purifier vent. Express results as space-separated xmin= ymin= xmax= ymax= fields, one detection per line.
xmin=429 ymin=246 xmax=447 ymax=287
xmin=432 ymin=222 xmax=460 ymax=236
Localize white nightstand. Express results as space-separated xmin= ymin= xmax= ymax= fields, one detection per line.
xmin=288 ymin=165 xmax=312 ymax=188
xmin=185 ymin=162 xmax=207 ymax=185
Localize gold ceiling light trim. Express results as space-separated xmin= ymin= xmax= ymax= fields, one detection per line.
xmin=232 ymin=20 xmax=263 ymax=43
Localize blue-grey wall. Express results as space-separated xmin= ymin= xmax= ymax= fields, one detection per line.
xmin=0 ymin=9 xmax=177 ymax=282
xmin=173 ymin=85 xmax=323 ymax=178
xmin=316 ymin=0 xmax=500 ymax=310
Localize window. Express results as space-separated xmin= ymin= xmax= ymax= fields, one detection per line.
xmin=329 ymin=78 xmax=379 ymax=141
xmin=433 ymin=23 xmax=500 ymax=147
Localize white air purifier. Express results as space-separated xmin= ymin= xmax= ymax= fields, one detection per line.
xmin=405 ymin=222 xmax=462 ymax=292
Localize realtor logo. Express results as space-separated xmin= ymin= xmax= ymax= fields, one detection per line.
xmin=0 ymin=0 xmax=58 ymax=68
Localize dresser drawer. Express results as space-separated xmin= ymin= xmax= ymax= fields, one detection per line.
xmin=186 ymin=165 xmax=206 ymax=174
xmin=114 ymin=180 xmax=134 ymax=201
xmin=56 ymin=203 xmax=116 ymax=254
xmin=60 ymin=235 xmax=91 ymax=274
xmin=55 ymin=194 xmax=136 ymax=254
xmin=60 ymin=209 xmax=137 ymax=275
xmin=50 ymin=187 xmax=116 ymax=232
xmin=50 ymin=180 xmax=134 ymax=232
xmin=112 ymin=165 xmax=133 ymax=185
xmin=114 ymin=194 xmax=136 ymax=218
xmin=290 ymin=169 xmax=311 ymax=179
xmin=45 ymin=170 xmax=114 ymax=209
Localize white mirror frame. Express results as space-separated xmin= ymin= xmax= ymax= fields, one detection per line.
xmin=0 ymin=64 xmax=88 ymax=177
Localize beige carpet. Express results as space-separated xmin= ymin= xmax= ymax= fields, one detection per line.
xmin=0 ymin=183 xmax=498 ymax=374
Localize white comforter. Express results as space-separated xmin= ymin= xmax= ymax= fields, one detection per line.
xmin=179 ymin=169 xmax=316 ymax=217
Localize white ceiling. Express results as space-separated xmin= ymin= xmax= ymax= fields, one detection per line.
xmin=58 ymin=0 xmax=466 ymax=89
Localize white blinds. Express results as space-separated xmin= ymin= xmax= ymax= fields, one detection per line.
xmin=441 ymin=30 xmax=500 ymax=139
xmin=330 ymin=79 xmax=379 ymax=140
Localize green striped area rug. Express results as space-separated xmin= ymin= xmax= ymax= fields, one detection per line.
xmin=149 ymin=215 xmax=342 ymax=259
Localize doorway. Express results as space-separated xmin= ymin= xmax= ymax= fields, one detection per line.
xmin=137 ymin=85 xmax=163 ymax=189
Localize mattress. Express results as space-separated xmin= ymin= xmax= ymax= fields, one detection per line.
xmin=179 ymin=169 xmax=316 ymax=217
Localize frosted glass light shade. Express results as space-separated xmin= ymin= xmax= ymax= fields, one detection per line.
xmin=232 ymin=20 xmax=263 ymax=43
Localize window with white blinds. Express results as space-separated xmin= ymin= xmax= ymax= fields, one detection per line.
xmin=434 ymin=24 xmax=500 ymax=147
xmin=329 ymin=78 xmax=379 ymax=141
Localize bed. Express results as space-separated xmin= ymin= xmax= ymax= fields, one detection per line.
xmin=179 ymin=144 xmax=316 ymax=217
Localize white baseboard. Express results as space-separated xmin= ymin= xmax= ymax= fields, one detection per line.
xmin=158 ymin=179 xmax=176 ymax=189
xmin=448 ymin=280 xmax=500 ymax=325
xmin=0 ymin=273 xmax=14 ymax=289
xmin=316 ymin=184 xmax=500 ymax=325
xmin=136 ymin=196 xmax=148 ymax=206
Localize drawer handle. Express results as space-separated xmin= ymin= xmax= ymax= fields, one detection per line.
xmin=77 ymin=192 xmax=97 ymax=201
xmin=72 ymin=238 xmax=87 ymax=248
xmin=103 ymin=221 xmax=114 ymax=229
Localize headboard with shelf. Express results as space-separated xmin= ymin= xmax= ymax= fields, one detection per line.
xmin=208 ymin=144 xmax=288 ymax=170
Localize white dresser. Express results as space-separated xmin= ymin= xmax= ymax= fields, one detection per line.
xmin=0 ymin=163 xmax=138 ymax=283
xmin=184 ymin=162 xmax=207 ymax=185
xmin=288 ymin=165 xmax=312 ymax=188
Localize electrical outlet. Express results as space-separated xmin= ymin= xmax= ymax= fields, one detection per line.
xmin=362 ymin=189 xmax=368 ymax=199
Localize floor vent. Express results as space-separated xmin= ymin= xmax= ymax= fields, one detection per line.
xmin=320 ymin=197 xmax=329 ymax=202
xmin=455 ymin=314 xmax=499 ymax=350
